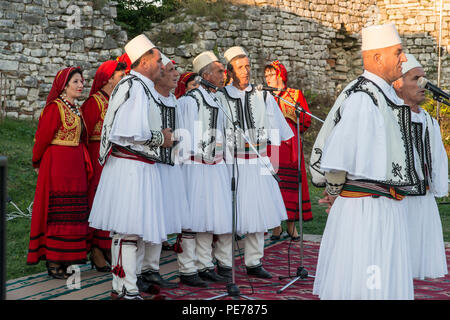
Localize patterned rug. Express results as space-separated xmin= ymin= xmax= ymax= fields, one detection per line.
xmin=6 ymin=235 xmax=450 ymax=300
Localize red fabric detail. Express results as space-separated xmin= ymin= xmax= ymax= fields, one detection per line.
xmin=82 ymin=144 xmax=93 ymax=181
xmin=268 ymin=88 xmax=312 ymax=222
xmin=173 ymin=234 xmax=183 ymax=253
xmin=32 ymin=102 xmax=62 ymax=166
xmin=112 ymin=146 xmax=155 ymax=165
xmin=46 ymin=67 xmax=82 ymax=106
xmin=175 ymin=72 xmax=196 ymax=99
xmin=112 ymin=242 xmax=125 ymax=278
xmin=87 ymin=141 xmax=102 ymax=206
xmin=269 ymin=60 xmax=288 ymax=83
xmin=89 ymin=60 xmax=118 ymax=96
xmin=116 ymin=53 xmax=131 ymax=74
xmin=27 ymin=234 xmax=88 ymax=265
xmin=87 ymin=228 xmax=112 ymax=251
xmin=80 ymin=96 xmax=102 ymax=140
xmin=147 ymin=284 xmax=161 ymax=295
xmin=28 ymin=115 xmax=91 ymax=264
xmin=82 ymin=93 xmax=112 ymax=251
xmin=112 ymin=265 xmax=125 ymax=278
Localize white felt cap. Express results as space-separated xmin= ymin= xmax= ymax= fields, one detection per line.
xmin=402 ymin=53 xmax=422 ymax=75
xmin=224 ymin=46 xmax=247 ymax=63
xmin=161 ymin=53 xmax=172 ymax=66
xmin=192 ymin=51 xmax=218 ymax=73
xmin=361 ymin=23 xmax=402 ymax=51
xmin=124 ymin=34 xmax=156 ymax=64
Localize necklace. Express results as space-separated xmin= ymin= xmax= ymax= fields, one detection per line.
xmin=60 ymin=95 xmax=81 ymax=117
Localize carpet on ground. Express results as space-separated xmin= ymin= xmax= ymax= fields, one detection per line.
xmin=6 ymin=236 xmax=450 ymax=300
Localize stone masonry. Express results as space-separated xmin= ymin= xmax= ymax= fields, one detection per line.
xmin=148 ymin=0 xmax=449 ymax=97
xmin=0 ymin=0 xmax=127 ymax=119
xmin=0 ymin=0 xmax=448 ymax=118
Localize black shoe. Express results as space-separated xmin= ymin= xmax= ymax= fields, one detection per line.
xmin=90 ymin=258 xmax=111 ymax=273
xmin=235 ymin=234 xmax=244 ymax=241
xmin=270 ymin=226 xmax=283 ymax=241
xmin=120 ymin=293 xmax=144 ymax=300
xmin=180 ymin=273 xmax=209 ymax=288
xmin=217 ymin=265 xmax=232 ymax=280
xmin=270 ymin=234 xmax=281 ymax=240
xmin=137 ymin=276 xmax=161 ymax=294
xmin=246 ymin=265 xmax=272 ymax=279
xmin=287 ymin=230 xmax=300 ymax=241
xmin=199 ymin=269 xmax=226 ymax=282
xmin=141 ymin=270 xmax=179 ymax=289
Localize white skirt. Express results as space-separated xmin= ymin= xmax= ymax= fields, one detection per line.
xmin=233 ymin=156 xmax=288 ymax=234
xmin=89 ymin=156 xmax=168 ymax=244
xmin=405 ymin=192 xmax=448 ymax=280
xmin=155 ymin=163 xmax=186 ymax=235
xmin=182 ymin=161 xmax=233 ymax=234
xmin=312 ymin=196 xmax=414 ymax=300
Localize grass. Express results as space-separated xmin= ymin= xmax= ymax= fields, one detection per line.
xmin=1 ymin=118 xmax=449 ymax=281
xmin=0 ymin=118 xmax=46 ymax=280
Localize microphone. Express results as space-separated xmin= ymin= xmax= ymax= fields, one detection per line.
xmin=255 ymin=84 xmax=281 ymax=91
xmin=417 ymin=77 xmax=449 ymax=101
xmin=194 ymin=76 xmax=219 ymax=91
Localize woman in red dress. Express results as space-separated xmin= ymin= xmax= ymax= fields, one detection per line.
xmin=174 ymin=72 xmax=199 ymax=99
xmin=81 ymin=60 xmax=126 ymax=271
xmin=27 ymin=67 xmax=92 ymax=279
xmin=265 ymin=61 xmax=313 ymax=240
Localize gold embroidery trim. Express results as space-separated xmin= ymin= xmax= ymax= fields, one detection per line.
xmin=90 ymin=92 xmax=108 ymax=141
xmin=50 ymin=99 xmax=81 ymax=146
xmin=279 ymin=89 xmax=300 ymax=124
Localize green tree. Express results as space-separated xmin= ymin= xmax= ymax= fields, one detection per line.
xmin=115 ymin=0 xmax=180 ymax=39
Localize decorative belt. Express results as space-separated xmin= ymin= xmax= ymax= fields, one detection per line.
xmin=111 ymin=145 xmax=155 ymax=165
xmin=340 ymin=180 xmax=407 ymax=201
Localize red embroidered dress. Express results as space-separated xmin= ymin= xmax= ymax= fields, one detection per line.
xmin=270 ymin=88 xmax=313 ymax=221
xmin=81 ymin=90 xmax=112 ymax=251
xmin=80 ymin=60 xmax=119 ymax=252
xmin=28 ymin=96 xmax=91 ymax=265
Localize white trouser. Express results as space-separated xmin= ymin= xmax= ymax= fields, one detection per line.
xmin=177 ymin=231 xmax=198 ymax=275
xmin=196 ymin=232 xmax=215 ymax=272
xmin=111 ymin=233 xmax=140 ymax=295
xmin=244 ymin=232 xmax=265 ymax=268
xmin=136 ymin=240 xmax=162 ymax=275
xmin=213 ymin=233 xmax=233 ymax=269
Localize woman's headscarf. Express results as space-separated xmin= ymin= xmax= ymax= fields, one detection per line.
xmin=89 ymin=60 xmax=119 ymax=96
xmin=269 ymin=60 xmax=288 ymax=84
xmin=46 ymin=67 xmax=82 ymax=106
xmin=116 ymin=53 xmax=131 ymax=74
xmin=174 ymin=72 xmax=197 ymax=99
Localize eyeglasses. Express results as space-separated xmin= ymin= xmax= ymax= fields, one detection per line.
xmin=265 ymin=72 xmax=277 ymax=78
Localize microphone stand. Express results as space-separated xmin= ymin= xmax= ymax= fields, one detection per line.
xmin=205 ymin=86 xmax=280 ymax=300
xmin=272 ymin=94 xmax=324 ymax=294
xmin=432 ymin=94 xmax=450 ymax=107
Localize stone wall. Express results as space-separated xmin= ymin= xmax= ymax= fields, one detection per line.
xmin=148 ymin=0 xmax=449 ymax=97
xmin=0 ymin=0 xmax=448 ymax=118
xmin=0 ymin=0 xmax=127 ymax=119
